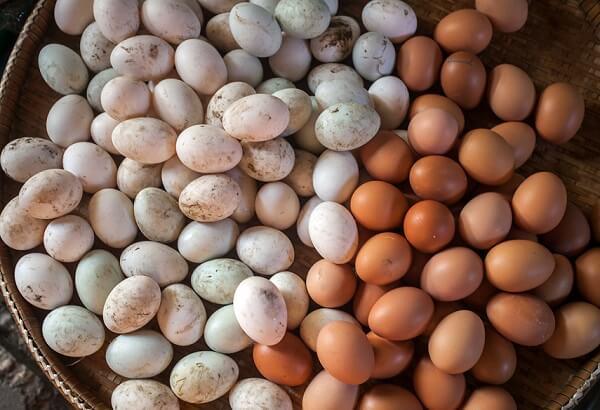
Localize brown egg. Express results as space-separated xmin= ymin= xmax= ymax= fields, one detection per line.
xmin=459 ymin=192 xmax=512 ymax=250
xmin=369 ymin=287 xmax=434 ymax=341
xmin=360 ymin=130 xmax=414 ymax=184
xmin=532 ymin=254 xmax=574 ymax=306
xmin=487 ymin=292 xmax=555 ymax=346
xmin=402 ymin=250 xmax=431 ymax=287
xmin=408 ymin=109 xmax=459 ymax=156
xmin=413 ymin=356 xmax=466 ymax=410
xmin=434 ymin=9 xmax=493 ymax=55
xmin=482 ymin=173 xmax=525 ymax=201
xmin=404 ymin=200 xmax=455 ymax=253
xmin=441 ymin=51 xmax=487 ymax=110
xmin=350 ymin=181 xmax=408 ymax=231
xmin=428 ymin=310 xmax=485 ymax=374
xmin=316 ymin=321 xmax=374 ymax=385
xmin=540 ymin=202 xmax=591 ymax=256
xmin=353 ymin=281 xmax=393 ymax=326
xmin=575 ymin=248 xmax=600 ymax=307
xmin=306 ymin=259 xmax=357 ymax=308
xmin=505 ymin=226 xmax=538 ymax=242
xmin=512 ymin=172 xmax=567 ymax=234
xmin=464 ymin=277 xmax=497 ymax=311
xmin=475 ymin=0 xmax=528 ymax=32
xmin=593 ymin=200 xmax=600 ymax=242
xmin=543 ymin=302 xmax=600 ymax=359
xmin=485 ymin=240 xmax=554 ymax=292
xmin=421 ymin=247 xmax=483 ymax=301
xmin=463 ymin=387 xmax=517 ymax=410
xmin=359 ymin=384 xmax=423 ymax=410
xmin=535 ymin=82 xmax=585 ymax=144
xmin=409 ymin=94 xmax=465 ymax=133
xmin=459 ymin=129 xmax=514 ymax=186
xmin=253 ymin=332 xmax=313 ymax=386
xmin=303 ymin=370 xmax=358 ymax=410
xmin=409 ymin=156 xmax=467 ymax=205
xmin=355 ymin=232 xmax=412 ymax=285
xmin=471 ymin=325 xmax=517 ymax=384
xmin=487 ymin=64 xmax=536 ymax=121
xmin=491 ymin=122 xmax=536 ymax=168
xmin=423 ymin=301 xmax=462 ymax=336
xmin=396 ymin=36 xmax=442 ymax=92
xmin=367 ymin=331 xmax=414 ymax=379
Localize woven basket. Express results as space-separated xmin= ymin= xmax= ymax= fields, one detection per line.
xmin=1 ymin=0 xmax=600 ymax=409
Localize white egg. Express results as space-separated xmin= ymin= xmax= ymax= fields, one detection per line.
xmin=249 ymin=0 xmax=280 ymax=13
xmin=18 ymin=169 xmax=83 ymax=219
xmin=226 ymin=166 xmax=257 ymax=224
xmin=198 ymin=0 xmax=243 ymax=14
xmin=352 ymin=32 xmax=396 ymax=81
xmin=90 ymin=113 xmax=120 ymax=154
xmin=191 ymin=258 xmax=253 ymax=304
xmin=117 ymin=158 xmax=163 ymax=199
xmin=106 ymin=330 xmax=173 ymax=378
xmin=93 ymin=0 xmax=139 ymax=43
xmin=42 ymin=305 xmax=104 ymax=357
xmin=313 ymin=150 xmax=359 ymax=203
xmin=120 ymin=241 xmax=188 ymax=287
xmin=152 ymin=79 xmax=204 ymax=132
xmin=309 ymin=201 xmax=359 ymax=264
xmin=236 ymin=226 xmax=294 ymax=275
xmin=229 ymin=3 xmax=282 ymax=57
xmin=0 ymin=198 xmax=48 ymax=251
xmin=270 ymin=271 xmax=310 ymax=330
xmin=284 ymin=149 xmax=316 ymax=197
xmin=43 ymin=215 xmax=94 ymax=263
xmin=362 ymin=0 xmax=417 ymax=43
xmin=205 ymin=82 xmax=256 ymax=128
xmin=307 ymin=63 xmax=363 ymax=94
xmin=110 ymin=35 xmax=174 ymax=81
xmin=176 ymin=125 xmax=242 ymax=173
xmin=178 ymin=219 xmax=239 ymax=263
xmin=224 ymin=49 xmax=263 ymax=87
xmin=274 ymin=0 xmax=330 ymax=39
xmin=229 ymin=378 xmax=292 ymax=410
xmin=323 ymin=0 xmax=338 ymax=14
xmin=223 ymin=94 xmax=290 ymax=142
xmin=255 ymin=182 xmax=300 ymax=230
xmin=62 ymin=142 xmax=117 ymax=193
xmin=141 ymin=0 xmax=201 ymax=45
xmin=369 ymin=76 xmax=410 ymax=129
xmin=272 ymin=88 xmax=312 ymax=136
xmin=293 ymin=97 xmax=326 ymax=155
xmin=79 ymin=22 xmax=115 ymax=72
xmin=100 ymin=76 xmax=150 ymax=121
xmin=315 ymin=79 xmax=372 ymax=110
xmin=310 ymin=16 xmax=360 ymax=63
xmin=175 ymin=39 xmax=227 ymax=95
xmin=239 ymin=138 xmax=295 ymax=182
xmin=296 ymin=196 xmax=324 ymax=248
xmin=88 ymin=188 xmax=137 ymax=248
xmin=46 ymin=95 xmax=93 ymax=148
xmin=205 ymin=12 xmax=239 ymax=53
xmin=204 ymin=305 xmax=253 ymax=354
xmin=38 ymin=44 xmax=88 ymax=95
xmin=75 ymin=249 xmax=123 ymax=315
xmin=179 ymin=174 xmax=241 ymax=222
xmin=134 ymin=187 xmax=186 ymax=243
xmin=269 ymin=36 xmax=312 ymax=82
xmin=54 ymin=0 xmax=94 ymax=35
xmin=111 ymin=380 xmax=179 ymax=410
xmin=256 ymin=77 xmax=296 ymax=94
xmin=112 ymin=118 xmax=177 ymax=164
xmin=0 ymin=137 xmax=63 ymax=183
xmin=315 ymin=102 xmax=380 ymax=151
xmin=86 ymin=68 xmax=118 ymax=112
xmin=300 ymin=308 xmax=360 ymax=351
xmin=157 ymin=284 xmax=206 ymax=346
xmin=15 ymin=253 xmax=72 ymax=310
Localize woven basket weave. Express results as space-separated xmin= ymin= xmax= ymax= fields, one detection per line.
xmin=1 ymin=0 xmax=600 ymax=409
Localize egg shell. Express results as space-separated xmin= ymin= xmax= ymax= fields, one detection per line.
xmin=133 ymin=188 xmax=184 ymax=243
xmin=46 ymin=95 xmax=93 ymax=148
xmin=225 ymin=167 xmax=257 ymax=224
xmin=306 ymin=259 xmax=357 ymax=308
xmin=312 ymin=150 xmax=359 ymax=203
xmin=409 ymin=155 xmax=467 ymax=205
xmin=269 ymin=272 xmax=308 ymax=330
xmin=111 ymin=380 xmax=179 ymax=410
xmin=102 ymin=275 xmax=161 ymax=333
xmin=541 ymin=202 xmax=591 ymax=256
xmin=100 ymin=77 xmax=150 ymax=121
xmin=106 ymin=330 xmax=172 ymax=378
xmin=297 ymin=196 xmax=323 ymax=247
xmin=86 ymin=68 xmax=119 ymax=113
xmin=250 ymin=0 xmax=279 ymax=13
xmin=273 ymin=88 xmax=312 ymax=137
xmin=43 ymin=215 xmax=94 ymax=263
xmin=229 ymin=3 xmax=282 ymax=57
xmin=178 ymin=219 xmax=239 ymax=264
xmin=206 ymin=13 xmax=239 ymax=53
xmin=441 ymin=51 xmax=487 ymax=110
xmin=150 ymin=82 xmax=202 ymax=135
xmin=353 ymin=282 xmax=391 ymax=326
xmin=512 ymin=171 xmax=567 ymax=234
xmin=236 ymin=227 xmax=294 ymax=277
xmin=409 ymin=93 xmax=465 ymax=133
xmin=63 ymin=142 xmax=117 ymax=194
xmin=0 ymin=137 xmax=63 ymax=184
xmin=316 ymin=102 xmax=380 ymax=151
xmin=79 ymin=22 xmax=115 ymax=72
xmin=359 ymin=384 xmax=422 ymax=410
xmin=204 ymin=305 xmax=252 ymax=354
xmin=491 ymin=122 xmax=536 ymax=168
xmin=543 ymin=302 xmax=600 ymax=359
xmin=310 ymin=16 xmax=360 ymax=63
xmin=408 ymin=108 xmax=458 ymax=155
xmin=368 ymin=76 xmax=410 ymax=130
xmin=89 ymin=188 xmax=137 ymax=248
xmin=403 ymin=200 xmax=455 ymax=254
xmin=413 ymin=356 xmax=465 ymax=410
xmin=157 ymin=284 xmax=206 ymax=346
xmin=361 ymin=0 xmax=416 ymax=43
xmin=367 ymin=332 xmax=414 ymax=379
xmin=18 ymin=169 xmax=82 ymax=220
xmin=355 ymin=232 xmax=411 ymax=285
xmin=42 ymin=305 xmax=104 ymax=357
xmin=191 ymin=258 xmax=253 ymax=305
xmin=179 ymin=174 xmax=241 ymax=222
xmin=199 ymin=0 xmax=243 ymax=14
xmin=120 ymin=241 xmax=188 ymax=287
xmin=206 ymin=82 xmax=255 ymax=128
xmin=475 ymin=0 xmax=528 ymax=32
xmin=233 ymin=276 xmax=287 ymax=345
xmin=275 ymin=0 xmax=330 ymax=39
xmin=0 ymin=198 xmax=48 ymax=251
xmin=112 ymin=118 xmax=176 ymax=164
xmin=224 ymin=49 xmax=263 ymax=86
xmin=472 ymin=325 xmax=517 ymax=384
xmin=223 ymin=94 xmax=290 ymax=142
xmin=459 ymin=129 xmax=515 ymax=185
xmin=141 ymin=0 xmax=200 ymax=45
xmin=255 ymin=182 xmax=300 ymax=230
xmin=309 ymin=201 xmax=358 ymax=264
xmin=488 ymin=64 xmax=536 ymax=121
xmin=294 ymin=97 xmax=326 ymax=155
xmin=90 ymin=114 xmax=119 ymax=155
xmin=38 ymin=44 xmax=88 ymax=95
xmin=161 ymin=156 xmax=201 ymax=199
xmin=352 ymin=181 xmax=409 ymax=231
xmin=117 ymin=159 xmax=163 ymax=198
xmin=576 ymin=248 xmax=600 ymax=307
xmin=300 ymin=308 xmax=360 ymax=351
xmin=253 ymin=332 xmax=312 ymax=386
xmin=54 ymin=0 xmax=93 ymax=35
xmin=369 ymin=287 xmax=434 ymax=341
xmin=487 ymin=292 xmax=555 ymax=346
xmin=352 ymin=32 xmax=396 ymax=81
xmin=535 ymin=82 xmax=585 ymax=144
xmin=15 ymin=253 xmax=72 ymax=310
xmin=464 ymin=276 xmax=498 ymax=310
xmin=75 ymin=249 xmax=123 ymax=315
xmin=422 ymin=301 xmax=462 ymax=337
xmin=360 ymin=130 xmax=413 ymax=183
xmin=256 ymin=77 xmax=296 ymax=94
xmin=315 ymin=80 xmax=371 ymax=111
xmin=532 ymin=254 xmax=574 ymax=305
xmin=269 ymin=35 xmax=312 ymax=82
xmin=459 ymin=192 xmax=512 ymax=249
xmin=396 ymin=36 xmax=442 ymax=92
xmin=174 ymin=39 xmax=227 ymax=95
xmin=303 ymin=370 xmax=358 ymax=410
xmin=229 ymin=378 xmax=292 ymax=410
xmin=434 ymin=9 xmax=492 ymax=54
xmin=239 ymin=138 xmax=295 ymax=182
xmin=176 ymin=125 xmax=242 ymax=174
xmin=280 ymin=150 xmax=315 ymax=198
xmin=307 ymin=63 xmax=364 ymax=94
xmin=466 ymin=387 xmax=518 ymax=410
xmin=93 ymin=0 xmax=139 ymax=43
xmin=111 ymin=35 xmax=174 ymax=81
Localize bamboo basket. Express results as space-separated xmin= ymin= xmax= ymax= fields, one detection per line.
xmin=1 ymin=0 xmax=600 ymax=409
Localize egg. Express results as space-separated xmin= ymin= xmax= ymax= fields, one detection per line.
xmin=204 ymin=305 xmax=253 ymax=354
xmin=157 ymin=284 xmax=206 ymax=346
xmin=87 ymin=68 xmax=119 ymax=112
xmin=575 ymin=248 xmax=600 ymax=307
xmin=294 ymin=97 xmax=326 ymax=155
xmin=531 ymin=254 xmax=573 ymax=305
xmin=93 ymin=0 xmax=139 ymax=43
xmin=441 ymin=51 xmax=487 ymax=110
xmin=316 ymin=80 xmax=370 ymax=115
xmin=239 ymin=138 xmax=295 ymax=182
xmin=409 ymin=155 xmax=467 ymax=205
xmin=38 ymin=44 xmax=88 ymax=95
xmin=361 ymin=0 xmax=417 ymax=43
xmin=296 ymin=196 xmax=323 ymax=247
xmin=360 ymin=130 xmax=413 ymax=184
xmin=233 ymin=276 xmax=287 ymax=345
xmin=592 ymin=200 xmax=600 ymax=242
xmin=307 ymin=63 xmax=364 ymax=94
xmin=151 ymin=79 xmax=204 ymax=131
xmin=535 ymin=82 xmax=585 ymax=144
xmin=100 ymin=77 xmax=150 ymax=122
xmin=133 ymin=188 xmax=185 ymax=243
xmin=117 ymin=159 xmax=163 ymax=198
xmin=541 ymin=202 xmax=591 ymax=256
xmin=141 ymin=0 xmax=201 ymax=45
xmin=359 ymin=384 xmax=422 ymax=410
xmin=63 ymin=142 xmax=117 ymax=193
xmin=112 ymin=118 xmax=176 ymax=164
xmin=42 ymin=305 xmax=104 ymax=357
xmin=458 ymin=192 xmax=512 ymax=249
xmin=303 ymin=370 xmax=359 ymax=410
xmin=111 ymin=380 xmax=178 ymax=410
xmin=367 ymin=332 xmax=414 ymax=379
xmin=543 ymin=302 xmax=600 ymax=359
xmin=408 ymin=109 xmax=458 ymax=156
xmin=103 ymin=275 xmax=161 ymax=333
xmin=225 ymin=49 xmax=263 ymax=86
xmin=464 ymin=276 xmax=498 ymax=310
xmin=309 ymin=201 xmax=358 ymax=264
xmin=270 ymin=271 xmax=309 ymax=330
xmin=75 ymin=250 xmax=123 ymax=315
xmin=0 ymin=198 xmax=48 ymax=251
xmin=273 ymin=88 xmax=312 ymax=136
xmin=229 ymin=378 xmax=292 ymax=410
xmin=175 ymin=39 xmax=227 ymax=95
xmin=396 ymin=36 xmax=442 ymax=92
xmin=306 ymin=259 xmax=356 ymax=308
xmin=350 ymin=181 xmax=408 ymax=231
xmin=269 ymin=36 xmax=312 ymax=82
xmin=409 ymin=93 xmax=465 ymax=133
xmin=46 ymin=95 xmax=93 ymax=148
xmin=488 ymin=64 xmax=536 ymax=121
xmin=434 ymin=9 xmax=492 ymax=54
xmin=253 ymin=332 xmax=312 ymax=386
xmin=226 ymin=167 xmax=258 ymax=223
xmin=281 ymin=150 xmax=315 ymax=198
xmin=275 ymin=0 xmax=330 ymax=39
xmin=369 ymin=287 xmax=434 ymax=340
xmin=484 ymin=173 xmax=526 ymax=201
xmin=352 ymin=32 xmax=396 ymax=81
xmin=161 ymin=156 xmax=201 ymax=199
xmin=256 ymin=77 xmax=296 ymax=94
xmin=170 ymin=351 xmax=238 ymax=404
xmin=464 ymin=387 xmax=517 ymax=410
xmin=236 ymin=226 xmax=294 ymax=275
xmin=176 ymin=125 xmax=242 ymax=174
xmin=120 ymin=241 xmax=188 ymax=287
xmin=512 ymin=172 xmax=567 ymax=234
xmin=310 ymin=16 xmax=360 ymax=63
xmin=106 ymin=330 xmax=173 ymax=378
xmin=475 ymin=0 xmax=528 ymax=32
xmin=15 ymin=253 xmax=72 ymax=310
xmin=0 ymin=138 xmax=63 ymax=184
xmin=199 ymin=0 xmax=242 ymax=14
xmin=487 ymin=292 xmax=555 ymax=346
xmin=413 ymin=357 xmax=466 ymax=410
xmin=43 ymin=215 xmax=94 ymax=263
xmin=317 ymin=321 xmax=374 ymax=385
xmin=18 ymin=169 xmax=82 ymax=219
xmin=54 ymin=0 xmax=93 ymax=35
xmin=368 ymin=76 xmax=410 ymax=129
xmin=229 ymin=3 xmax=282 ymax=57
xmin=300 ymin=308 xmax=360 ymax=351
xmin=111 ymin=35 xmax=174 ymax=81
xmin=90 ymin=113 xmax=119 ymax=155
xmin=312 ymin=150 xmax=359 ymax=203
xmin=179 ymin=174 xmax=241 ymax=222
xmin=355 ymin=232 xmax=411 ymax=285
xmin=353 ymin=282 xmax=392 ymax=326
xmin=88 ymin=189 xmax=137 ymax=248
xmin=472 ymin=325 xmax=517 ymax=384
xmin=191 ymin=258 xmax=252 ymax=304
xmin=423 ymin=301 xmax=462 ymax=336
xmin=205 ymin=82 xmax=255 ymax=128
xmin=79 ymin=22 xmax=115 ymax=72
xmin=490 ymin=122 xmax=536 ymax=168
xmin=250 ymin=0 xmax=279 ymax=13
xmin=403 ymin=200 xmax=455 ymax=254
xmin=459 ymin=129 xmax=515 ymax=185
xmin=315 ymin=102 xmax=380 ymax=151
xmin=206 ymin=13 xmax=239 ymax=53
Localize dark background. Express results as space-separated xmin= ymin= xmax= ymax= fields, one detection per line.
xmin=0 ymin=1 xmax=597 ymax=409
